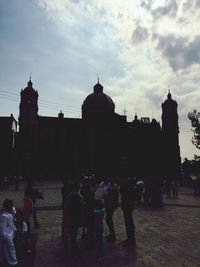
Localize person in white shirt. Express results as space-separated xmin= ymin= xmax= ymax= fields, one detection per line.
xmin=0 ymin=199 xmax=18 ymax=266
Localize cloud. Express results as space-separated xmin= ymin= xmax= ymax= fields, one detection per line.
xmin=182 ymin=0 xmax=200 ymax=11
xmin=141 ymin=0 xmax=153 ymax=10
xmin=144 ymin=85 xmax=165 ymax=107
xmin=140 ymin=0 xmax=179 ymax=19
xmin=155 ymin=34 xmax=200 ymax=71
xmin=195 ymin=0 xmax=200 ymax=7
xmin=151 ymin=0 xmax=178 ymax=19
xmin=182 ymin=0 xmax=193 ymax=11
xmin=132 ymin=25 xmax=149 ymax=44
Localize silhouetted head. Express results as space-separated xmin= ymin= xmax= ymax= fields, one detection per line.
xmin=3 ymin=199 xmax=14 ymax=213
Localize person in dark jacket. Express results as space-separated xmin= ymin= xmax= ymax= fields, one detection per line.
xmin=104 ymin=178 xmax=119 ymax=242
xmin=119 ymin=177 xmax=136 ymax=247
xmin=80 ymin=177 xmax=96 ymax=248
xmin=66 ymin=182 xmax=85 ymax=255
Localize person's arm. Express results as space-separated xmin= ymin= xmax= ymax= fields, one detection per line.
xmin=0 ymin=216 xmax=8 ymax=239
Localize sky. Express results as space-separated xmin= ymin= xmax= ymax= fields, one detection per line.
xmin=0 ymin=0 xmax=200 ymax=160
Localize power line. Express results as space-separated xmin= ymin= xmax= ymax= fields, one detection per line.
xmin=0 ymin=89 xmax=81 ymax=112
xmin=0 ymin=90 xmax=81 ymax=111
xmin=0 ymin=95 xmax=79 ymax=116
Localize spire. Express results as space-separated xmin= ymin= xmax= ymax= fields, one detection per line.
xmin=167 ymin=86 xmax=172 ymax=99
xmin=167 ymin=91 xmax=172 ymax=100
xmin=28 ymin=73 xmax=33 ymax=87
xmin=97 ymin=73 xmax=99 ymax=84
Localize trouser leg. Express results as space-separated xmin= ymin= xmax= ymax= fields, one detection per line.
xmin=4 ymin=238 xmax=18 ymax=266
xmin=96 ymin=227 xmax=104 ymax=257
xmin=33 ymin=206 xmax=39 ymax=227
xmin=69 ymin=222 xmax=79 ymax=254
xmin=123 ymin=208 xmax=135 ymax=242
xmin=105 ymin=208 xmax=115 ymax=239
xmin=87 ymin=213 xmax=95 ymax=248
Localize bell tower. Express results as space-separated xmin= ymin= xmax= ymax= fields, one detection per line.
xmin=161 ymin=91 xmax=181 ymax=180
xmin=18 ymin=78 xmax=39 ymax=179
xmin=19 ymin=78 xmax=38 ymax=130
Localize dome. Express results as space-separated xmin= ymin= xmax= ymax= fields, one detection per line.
xmin=82 ymin=81 xmax=115 ymax=117
xmin=83 ymin=93 xmax=115 ymax=111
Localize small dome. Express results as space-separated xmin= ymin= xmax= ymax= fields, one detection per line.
xmin=58 ymin=110 xmax=64 ymax=118
xmin=162 ymin=91 xmax=177 ymax=108
xmin=93 ymin=82 xmax=103 ymax=94
xmin=21 ymin=79 xmax=38 ymax=97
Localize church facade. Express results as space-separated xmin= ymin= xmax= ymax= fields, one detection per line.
xmin=14 ymin=79 xmax=181 ymax=187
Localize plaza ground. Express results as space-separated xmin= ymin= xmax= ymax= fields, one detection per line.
xmin=0 ymin=181 xmax=200 ymax=267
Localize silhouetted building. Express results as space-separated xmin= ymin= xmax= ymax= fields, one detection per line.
xmin=0 ymin=114 xmax=17 ymax=176
xmin=2 ymin=79 xmax=181 ymax=195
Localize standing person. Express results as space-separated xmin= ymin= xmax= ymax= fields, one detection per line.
xmin=25 ymin=180 xmax=43 ymax=229
xmin=0 ymin=199 xmax=18 ymax=266
xmin=104 ymin=178 xmax=119 ymax=242
xmin=80 ymin=178 xmax=96 ymax=248
xmin=94 ymin=199 xmax=105 ymax=261
xmin=171 ymin=180 xmax=178 ymax=199
xmin=119 ymin=177 xmax=136 ymax=247
xmin=61 ymin=178 xmax=74 ymax=244
xmin=136 ymin=179 xmax=145 ymax=203
xmin=22 ymin=190 xmax=33 ymax=236
xmin=66 ymin=181 xmax=85 ymax=256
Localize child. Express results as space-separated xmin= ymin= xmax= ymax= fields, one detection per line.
xmin=94 ymin=199 xmax=105 ymax=260
xmin=0 ymin=199 xmax=18 ymax=266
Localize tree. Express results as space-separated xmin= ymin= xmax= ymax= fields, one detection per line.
xmin=188 ymin=109 xmax=200 ymax=149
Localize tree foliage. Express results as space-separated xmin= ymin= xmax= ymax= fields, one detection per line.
xmin=188 ymin=109 xmax=200 ymax=149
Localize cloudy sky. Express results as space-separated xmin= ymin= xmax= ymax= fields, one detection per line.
xmin=0 ymin=0 xmax=200 ymax=159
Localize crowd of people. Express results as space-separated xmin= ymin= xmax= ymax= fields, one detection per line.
xmin=0 ymin=181 xmax=43 ymax=266
xmin=61 ymin=175 xmax=140 ymax=260
xmin=163 ymin=180 xmax=178 ymax=199
xmin=1 ymin=172 xmax=194 ymax=265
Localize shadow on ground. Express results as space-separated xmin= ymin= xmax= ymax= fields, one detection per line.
xmin=17 ymin=233 xmax=37 ymax=267
xmin=61 ymin=239 xmax=137 ymax=267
